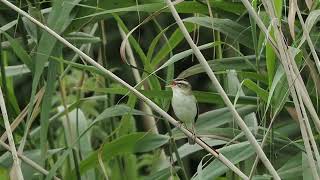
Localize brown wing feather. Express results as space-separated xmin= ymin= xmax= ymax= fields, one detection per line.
xmin=195 ymin=101 xmax=199 ymax=123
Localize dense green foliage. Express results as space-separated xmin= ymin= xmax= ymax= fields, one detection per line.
xmin=0 ymin=0 xmax=320 ymax=179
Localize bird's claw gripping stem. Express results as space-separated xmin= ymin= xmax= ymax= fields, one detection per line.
xmin=192 ymin=132 xmax=196 ymax=142
xmin=176 ymin=121 xmax=183 ymax=129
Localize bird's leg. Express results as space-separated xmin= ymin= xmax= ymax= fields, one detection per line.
xmin=192 ymin=124 xmax=196 ymax=142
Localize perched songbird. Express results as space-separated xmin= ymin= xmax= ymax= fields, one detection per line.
xmin=167 ymin=78 xmax=198 ymax=145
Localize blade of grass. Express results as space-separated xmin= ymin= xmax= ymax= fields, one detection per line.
xmin=40 ymin=51 xmax=59 ymax=168
xmin=0 ymin=36 xmax=20 ymax=117
xmin=19 ymin=0 xmax=82 ymax=154
xmin=2 ymin=32 xmax=33 ymax=71
xmin=183 ymin=16 xmax=253 ymax=49
xmin=151 ymin=23 xmax=194 ymax=66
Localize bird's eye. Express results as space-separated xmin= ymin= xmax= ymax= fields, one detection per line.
xmin=177 ymin=83 xmax=186 ymax=88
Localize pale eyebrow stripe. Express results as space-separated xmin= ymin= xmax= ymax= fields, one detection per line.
xmin=174 ymin=78 xmax=187 ymax=81
xmin=176 ymin=81 xmax=188 ymax=86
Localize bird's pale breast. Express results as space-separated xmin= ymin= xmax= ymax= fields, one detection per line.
xmin=171 ymin=90 xmax=197 ymax=124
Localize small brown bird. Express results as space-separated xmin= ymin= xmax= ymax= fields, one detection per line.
xmin=167 ymin=78 xmax=198 ymax=144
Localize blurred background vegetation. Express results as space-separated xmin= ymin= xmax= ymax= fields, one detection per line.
xmin=0 ymin=0 xmax=320 ymax=179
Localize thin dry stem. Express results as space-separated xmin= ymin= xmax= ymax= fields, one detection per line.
xmin=0 ymin=87 xmax=24 ymax=180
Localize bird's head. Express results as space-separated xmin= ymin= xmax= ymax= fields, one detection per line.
xmin=166 ymin=78 xmax=192 ymax=95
